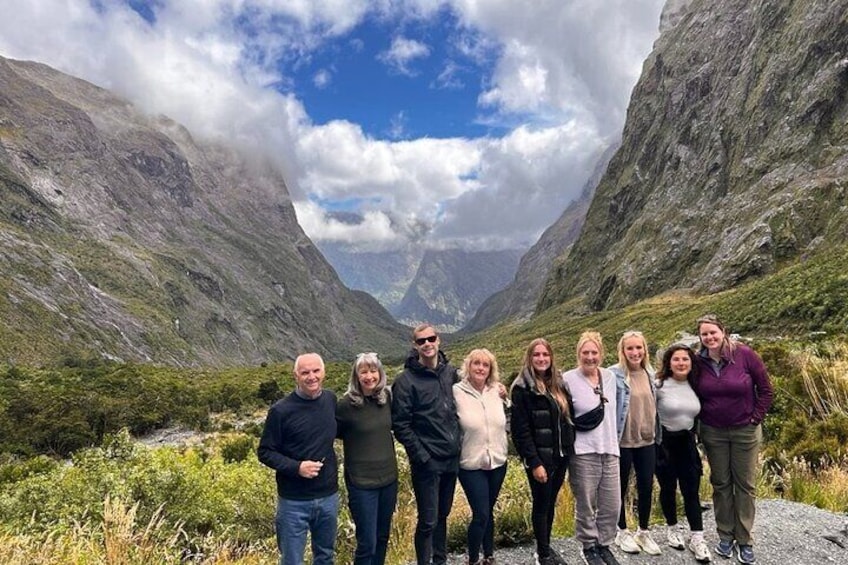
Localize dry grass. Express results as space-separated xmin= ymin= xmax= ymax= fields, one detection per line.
xmin=5 ymin=340 xmax=848 ymax=563
xmin=0 ymin=497 xmax=276 ymax=565
xmin=798 ymin=343 xmax=848 ymax=418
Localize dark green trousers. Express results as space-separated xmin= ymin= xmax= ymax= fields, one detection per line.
xmin=700 ymin=423 xmax=762 ymax=545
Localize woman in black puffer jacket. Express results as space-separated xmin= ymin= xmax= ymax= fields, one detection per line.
xmin=510 ymin=338 xmax=575 ymax=565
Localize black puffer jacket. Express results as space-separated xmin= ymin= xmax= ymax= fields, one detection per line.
xmin=391 ymin=349 xmax=461 ymax=467
xmin=510 ymin=369 xmax=575 ymax=470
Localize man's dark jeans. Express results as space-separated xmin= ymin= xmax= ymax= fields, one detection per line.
xmin=410 ymin=458 xmax=458 ymax=565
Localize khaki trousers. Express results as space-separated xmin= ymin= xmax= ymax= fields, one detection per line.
xmin=700 ymin=423 xmax=762 ymax=545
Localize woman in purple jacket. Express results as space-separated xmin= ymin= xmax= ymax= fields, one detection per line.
xmin=693 ymin=315 xmax=773 ymax=565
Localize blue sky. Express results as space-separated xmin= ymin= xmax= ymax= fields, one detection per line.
xmin=287 ymin=9 xmax=498 ymax=140
xmin=0 ymin=0 xmax=668 ymax=251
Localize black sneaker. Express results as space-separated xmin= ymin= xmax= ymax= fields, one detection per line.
xmin=581 ymin=546 xmax=604 ymax=565
xmin=548 ymin=549 xmax=569 ymax=565
xmin=596 ymin=545 xmax=621 ymax=565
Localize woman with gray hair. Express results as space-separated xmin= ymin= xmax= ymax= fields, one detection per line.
xmin=336 ymin=352 xmax=398 ymax=565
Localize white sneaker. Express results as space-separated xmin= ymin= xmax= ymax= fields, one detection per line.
xmin=667 ymin=528 xmax=686 ymax=550
xmin=634 ymin=530 xmax=662 ymax=556
xmin=615 ymin=530 xmax=641 ymax=554
xmin=690 ymin=538 xmax=712 ymax=562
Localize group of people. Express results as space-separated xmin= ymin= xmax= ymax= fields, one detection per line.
xmin=258 ymin=314 xmax=773 ymax=565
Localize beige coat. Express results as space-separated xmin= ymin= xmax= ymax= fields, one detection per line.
xmin=453 ymin=379 xmax=509 ymax=471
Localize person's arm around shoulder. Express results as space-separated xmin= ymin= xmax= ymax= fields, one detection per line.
xmin=335 ymin=394 xmax=350 ymax=440
xmin=607 ymin=365 xmax=626 ymax=438
xmin=601 ymin=367 xmax=617 ymax=413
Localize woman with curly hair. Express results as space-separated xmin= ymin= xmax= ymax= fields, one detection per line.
xmin=655 ymin=343 xmax=710 ymax=562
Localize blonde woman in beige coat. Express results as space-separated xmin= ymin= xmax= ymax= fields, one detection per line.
xmin=453 ymin=348 xmax=509 ymax=565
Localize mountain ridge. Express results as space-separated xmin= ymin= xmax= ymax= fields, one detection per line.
xmin=0 ymin=56 xmax=408 ymax=366
xmin=461 ymin=141 xmax=619 ymax=333
xmin=395 ymin=248 xmax=524 ymax=332
xmin=539 ymin=0 xmax=848 ymax=313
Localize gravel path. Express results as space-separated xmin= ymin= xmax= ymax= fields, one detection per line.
xmin=435 ymin=498 xmax=848 ymax=564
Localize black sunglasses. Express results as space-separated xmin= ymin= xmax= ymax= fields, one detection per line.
xmin=415 ymin=335 xmax=438 ymax=345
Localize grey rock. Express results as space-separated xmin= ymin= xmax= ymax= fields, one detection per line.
xmin=396 ymin=248 xmax=525 ymax=333
xmin=437 ymin=498 xmax=848 ymax=564
xmin=0 ymin=55 xmax=407 ymax=365
xmin=540 ymin=0 xmax=848 ymax=313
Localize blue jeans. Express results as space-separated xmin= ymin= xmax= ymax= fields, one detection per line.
xmin=410 ymin=460 xmax=458 ymax=565
xmin=347 ymin=479 xmax=398 ymax=565
xmin=458 ymin=465 xmax=507 ymax=562
xmin=275 ymin=493 xmax=338 ymax=565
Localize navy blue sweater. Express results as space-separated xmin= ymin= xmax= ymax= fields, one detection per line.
xmin=258 ymin=389 xmax=338 ymax=500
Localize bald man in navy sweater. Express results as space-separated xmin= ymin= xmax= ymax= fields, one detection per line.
xmin=259 ymin=353 xmax=338 ymax=565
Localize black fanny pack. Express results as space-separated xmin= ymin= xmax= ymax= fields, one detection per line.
xmin=570 ymin=374 xmax=607 ymax=432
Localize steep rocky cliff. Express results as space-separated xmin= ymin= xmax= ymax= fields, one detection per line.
xmin=0 ymin=56 xmax=407 ymax=366
xmin=318 ymin=242 xmax=424 ymax=314
xmin=540 ymin=0 xmax=848 ymax=312
xmin=395 ymin=248 xmax=524 ymax=332
xmin=462 ymin=142 xmax=618 ymax=333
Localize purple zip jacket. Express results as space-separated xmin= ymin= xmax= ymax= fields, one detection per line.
xmin=693 ymin=343 xmax=774 ymax=428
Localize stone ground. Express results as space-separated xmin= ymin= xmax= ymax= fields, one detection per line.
xmin=432 ymin=498 xmax=848 ymax=565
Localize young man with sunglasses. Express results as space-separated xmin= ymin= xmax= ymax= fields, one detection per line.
xmin=392 ymin=324 xmax=461 ymax=565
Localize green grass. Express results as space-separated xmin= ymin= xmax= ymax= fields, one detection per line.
xmin=446 ymin=243 xmax=848 ymax=374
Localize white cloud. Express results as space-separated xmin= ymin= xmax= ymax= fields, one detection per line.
xmin=293 ymin=119 xmax=482 ymax=218
xmin=0 ymin=0 xmax=665 ymax=253
xmin=434 ymin=59 xmax=465 ymax=89
xmin=377 ymin=36 xmax=431 ymax=75
xmin=313 ymin=68 xmax=332 ymax=88
xmin=387 ymin=111 xmax=409 ymax=139
xmin=294 ymin=201 xmax=400 ymax=244
xmin=436 ymin=121 xmax=605 ymax=247
xmin=450 ymin=0 xmax=665 ymax=135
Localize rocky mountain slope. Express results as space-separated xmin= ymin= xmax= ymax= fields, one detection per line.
xmin=539 ymin=0 xmax=848 ymax=312
xmin=395 ymin=248 xmax=524 ymax=332
xmin=317 ymin=242 xmax=424 ymax=314
xmin=462 ymin=142 xmax=618 ymax=333
xmin=0 ymin=56 xmax=408 ymax=366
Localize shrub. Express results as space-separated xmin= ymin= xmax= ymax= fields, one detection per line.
xmin=257 ymin=379 xmax=283 ymax=405
xmin=219 ymin=434 xmax=256 ymax=464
